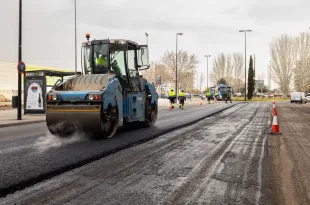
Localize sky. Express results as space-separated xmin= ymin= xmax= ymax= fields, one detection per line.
xmin=1 ymin=0 xmax=309 ymax=89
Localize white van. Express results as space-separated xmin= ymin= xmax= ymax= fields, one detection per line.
xmin=290 ymin=92 xmax=307 ymax=103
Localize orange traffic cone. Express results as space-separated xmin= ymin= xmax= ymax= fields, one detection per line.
xmin=273 ymin=104 xmax=277 ymax=116
xmin=269 ymin=105 xmax=282 ymax=135
xmin=169 ymin=105 xmax=172 ymax=110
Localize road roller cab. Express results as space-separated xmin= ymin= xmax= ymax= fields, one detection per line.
xmin=46 ymin=34 xmax=158 ymax=139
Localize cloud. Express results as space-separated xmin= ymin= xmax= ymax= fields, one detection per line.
xmin=1 ymin=0 xmax=310 ymax=90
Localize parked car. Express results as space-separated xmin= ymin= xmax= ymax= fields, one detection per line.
xmin=199 ymin=94 xmax=205 ymax=100
xmin=159 ymin=93 xmax=168 ymax=99
xmin=290 ymin=92 xmax=307 ymax=103
xmin=235 ymin=92 xmax=242 ymax=97
xmin=305 ymin=93 xmax=310 ymax=101
xmin=185 ymin=93 xmax=192 ymax=100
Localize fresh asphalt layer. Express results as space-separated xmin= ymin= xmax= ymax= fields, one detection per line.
xmin=1 ymin=102 xmax=276 ymax=205
xmin=0 ymin=101 xmax=239 ymax=197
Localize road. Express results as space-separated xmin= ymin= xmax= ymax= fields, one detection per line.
xmin=0 ymin=101 xmax=236 ymax=198
xmin=1 ymin=102 xmax=276 ymax=205
xmin=271 ymin=102 xmax=310 ymax=205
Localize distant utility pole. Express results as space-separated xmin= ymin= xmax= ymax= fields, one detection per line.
xmin=175 ymin=32 xmax=183 ymax=99
xmin=269 ymin=60 xmax=271 ymax=95
xmin=239 ymin=29 xmax=252 ymax=101
xmin=204 ymin=55 xmax=211 ymax=89
xmin=197 ymin=71 xmax=199 ymax=95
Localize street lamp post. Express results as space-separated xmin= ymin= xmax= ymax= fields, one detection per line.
xmin=17 ymin=0 xmax=22 ymax=120
xmin=74 ymin=0 xmax=77 ymax=74
xmin=204 ymin=55 xmax=211 ymax=89
xmin=197 ymin=71 xmax=199 ymax=95
xmin=239 ymin=29 xmax=252 ymax=101
xmin=176 ymin=32 xmax=183 ymax=99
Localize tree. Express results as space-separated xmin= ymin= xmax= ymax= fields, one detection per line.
xmin=210 ymin=52 xmax=244 ymax=91
xmin=269 ymin=34 xmax=297 ymax=96
xmin=247 ymin=55 xmax=254 ymax=99
xmin=139 ymin=61 xmax=156 ymax=84
xmin=217 ymin=78 xmax=227 ymax=85
xmin=160 ymin=50 xmax=199 ymax=92
xmin=294 ymin=33 xmax=310 ymax=92
xmin=211 ymin=53 xmax=232 ymax=84
xmin=262 ymin=85 xmax=269 ymax=93
xmin=232 ymin=53 xmax=244 ymax=92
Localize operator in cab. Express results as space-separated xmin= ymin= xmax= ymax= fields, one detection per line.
xmin=96 ymin=54 xmax=108 ymax=67
xmin=178 ymin=90 xmax=186 ymax=109
xmin=168 ymin=89 xmax=176 ymax=109
xmin=95 ymin=53 xmax=108 ymax=74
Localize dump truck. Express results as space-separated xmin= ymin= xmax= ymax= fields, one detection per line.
xmin=46 ymin=34 xmax=158 ymax=139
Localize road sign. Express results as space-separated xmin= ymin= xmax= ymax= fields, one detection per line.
xmin=17 ymin=61 xmax=26 ymax=74
xmin=255 ymin=80 xmax=264 ymax=89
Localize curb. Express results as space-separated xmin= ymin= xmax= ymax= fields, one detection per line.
xmin=0 ymin=120 xmax=46 ymax=128
xmin=0 ymin=101 xmax=245 ymax=198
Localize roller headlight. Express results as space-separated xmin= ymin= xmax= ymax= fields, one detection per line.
xmin=88 ymin=94 xmax=94 ymax=100
xmin=87 ymin=94 xmax=100 ymax=101
xmin=47 ymin=94 xmax=58 ymax=101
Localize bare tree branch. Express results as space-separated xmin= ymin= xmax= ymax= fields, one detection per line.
xmin=210 ymin=52 xmax=244 ymax=92
xmin=160 ymin=50 xmax=199 ymax=91
xmin=294 ymin=32 xmax=310 ymax=92
xmin=269 ymin=34 xmax=297 ymax=96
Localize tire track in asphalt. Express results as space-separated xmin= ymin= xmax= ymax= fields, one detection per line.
xmin=166 ymin=103 xmax=263 ymax=205
xmin=0 ymin=103 xmax=251 ymax=205
xmin=0 ymin=103 xmax=239 ymax=198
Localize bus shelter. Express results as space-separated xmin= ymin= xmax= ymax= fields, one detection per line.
xmin=23 ymin=70 xmax=78 ymax=114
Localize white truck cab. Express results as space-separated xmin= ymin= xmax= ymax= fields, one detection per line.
xmin=290 ymin=92 xmax=307 ymax=103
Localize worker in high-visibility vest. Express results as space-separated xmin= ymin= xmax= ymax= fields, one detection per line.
xmin=226 ymin=91 xmax=232 ymax=103
xmin=214 ymin=91 xmax=218 ymax=100
xmin=206 ymin=90 xmax=211 ymax=104
xmin=96 ymin=55 xmax=108 ymax=67
xmin=168 ymin=89 xmax=176 ymax=109
xmin=178 ymin=90 xmax=186 ymax=109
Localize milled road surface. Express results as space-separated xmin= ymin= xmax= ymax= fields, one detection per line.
xmin=0 ymin=101 xmax=236 ymax=197
xmin=1 ymin=102 xmax=276 ymax=205
xmin=271 ymin=102 xmax=310 ymax=205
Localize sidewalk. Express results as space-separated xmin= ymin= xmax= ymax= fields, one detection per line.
xmin=158 ymin=97 xmax=207 ymax=107
xmin=0 ymin=109 xmax=46 ymax=128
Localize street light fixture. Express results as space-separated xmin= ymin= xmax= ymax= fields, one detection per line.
xmin=176 ymin=32 xmax=183 ymax=98
xmin=239 ymin=29 xmax=252 ymax=101
xmin=204 ymin=55 xmax=211 ymax=89
xmin=145 ymin=32 xmax=148 ymax=45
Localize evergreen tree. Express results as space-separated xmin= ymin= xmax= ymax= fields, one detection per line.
xmin=247 ymin=55 xmax=254 ymax=99
xmin=217 ymin=78 xmax=227 ymax=85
